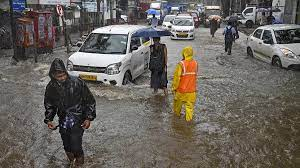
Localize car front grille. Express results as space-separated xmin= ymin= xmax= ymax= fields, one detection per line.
xmin=73 ymin=65 xmax=106 ymax=73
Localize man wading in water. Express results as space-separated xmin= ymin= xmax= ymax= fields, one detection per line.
xmin=44 ymin=58 xmax=96 ymax=167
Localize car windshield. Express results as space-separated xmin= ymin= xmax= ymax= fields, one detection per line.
xmin=79 ymin=33 xmax=128 ymax=54
xmin=164 ymin=16 xmax=175 ymax=22
xmin=274 ymin=28 xmax=300 ymax=44
xmin=173 ymin=19 xmax=193 ymax=26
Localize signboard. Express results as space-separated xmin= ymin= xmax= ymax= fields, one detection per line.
xmin=13 ymin=0 xmax=26 ymax=11
xmin=56 ymin=5 xmax=64 ymax=16
xmin=39 ymin=0 xmax=70 ymax=5
xmin=82 ymin=0 xmax=97 ymax=12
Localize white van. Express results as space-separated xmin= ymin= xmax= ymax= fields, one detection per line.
xmin=67 ymin=25 xmax=151 ymax=86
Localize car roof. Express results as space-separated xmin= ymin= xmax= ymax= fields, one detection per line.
xmin=175 ymin=15 xmax=193 ymax=19
xmin=257 ymin=24 xmax=300 ymax=30
xmin=165 ymin=15 xmax=176 ymax=17
xmin=92 ymin=25 xmax=148 ymax=35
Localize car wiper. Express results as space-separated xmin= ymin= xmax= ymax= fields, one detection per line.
xmin=102 ymin=51 xmax=124 ymax=54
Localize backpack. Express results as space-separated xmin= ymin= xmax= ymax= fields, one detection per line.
xmin=225 ymin=26 xmax=234 ymax=41
xmin=149 ymin=44 xmax=165 ymax=72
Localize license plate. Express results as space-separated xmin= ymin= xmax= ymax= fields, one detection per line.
xmin=178 ymin=33 xmax=187 ymax=36
xmin=79 ymin=74 xmax=97 ymax=81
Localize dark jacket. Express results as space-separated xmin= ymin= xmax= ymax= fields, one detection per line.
xmin=149 ymin=43 xmax=166 ymax=72
xmin=44 ymin=58 xmax=96 ymax=124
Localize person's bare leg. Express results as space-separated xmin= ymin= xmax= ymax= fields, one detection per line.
xmin=163 ymin=87 xmax=168 ymax=96
xmin=74 ymin=155 xmax=84 ymax=167
xmin=66 ymin=151 xmax=75 ymax=166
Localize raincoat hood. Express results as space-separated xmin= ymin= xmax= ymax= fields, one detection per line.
xmin=181 ymin=46 xmax=194 ymax=61
xmin=49 ymin=58 xmax=67 ymax=80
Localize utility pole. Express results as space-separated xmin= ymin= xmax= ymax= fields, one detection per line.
xmin=101 ymin=0 xmax=105 ymax=26
xmin=97 ymin=0 xmax=101 ymax=27
xmin=229 ymin=0 xmax=233 ymax=15
xmin=9 ymin=0 xmax=18 ymax=62
xmin=110 ymin=0 xmax=113 ymax=24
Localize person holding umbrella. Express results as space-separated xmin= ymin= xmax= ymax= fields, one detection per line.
xmin=149 ymin=37 xmax=168 ymax=95
xmin=147 ymin=9 xmax=159 ymax=28
xmin=133 ymin=27 xmax=172 ymax=96
xmin=151 ymin=14 xmax=159 ymax=28
xmin=209 ymin=18 xmax=218 ymax=38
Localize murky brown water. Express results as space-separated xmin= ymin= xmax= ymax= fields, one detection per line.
xmin=0 ymin=27 xmax=299 ymax=167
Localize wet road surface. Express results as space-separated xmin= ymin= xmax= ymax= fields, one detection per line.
xmin=0 ymin=27 xmax=299 ymax=167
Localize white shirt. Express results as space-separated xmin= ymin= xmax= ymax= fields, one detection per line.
xmin=151 ymin=17 xmax=158 ymax=28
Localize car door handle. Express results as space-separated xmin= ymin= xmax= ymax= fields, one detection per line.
xmin=141 ymin=52 xmax=144 ymax=54
xmin=250 ymin=39 xmax=253 ymax=41
xmin=259 ymin=42 xmax=262 ymax=44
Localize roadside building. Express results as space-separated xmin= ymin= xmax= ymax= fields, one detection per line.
xmin=283 ymin=0 xmax=300 ymax=24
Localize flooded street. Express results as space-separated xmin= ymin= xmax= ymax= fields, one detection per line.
xmin=0 ymin=27 xmax=299 ymax=167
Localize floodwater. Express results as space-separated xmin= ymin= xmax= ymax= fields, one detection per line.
xmin=0 ymin=27 xmax=299 ymax=168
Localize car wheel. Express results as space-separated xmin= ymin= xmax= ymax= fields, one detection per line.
xmin=122 ymin=71 xmax=132 ymax=85
xmin=247 ymin=47 xmax=253 ymax=57
xmin=246 ymin=21 xmax=253 ymax=28
xmin=272 ymin=56 xmax=282 ymax=68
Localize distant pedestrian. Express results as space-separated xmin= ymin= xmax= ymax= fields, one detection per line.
xmin=229 ymin=17 xmax=239 ymax=39
xmin=260 ymin=12 xmax=268 ymax=26
xmin=223 ymin=21 xmax=236 ymax=55
xmin=210 ymin=18 xmax=218 ymax=37
xmin=267 ymin=12 xmax=275 ymax=25
xmin=172 ymin=46 xmax=198 ymax=122
xmin=65 ymin=19 xmax=73 ymax=47
xmin=149 ymin=37 xmax=168 ymax=96
xmin=151 ymin=14 xmax=158 ymax=28
xmin=44 ymin=58 xmax=96 ymax=167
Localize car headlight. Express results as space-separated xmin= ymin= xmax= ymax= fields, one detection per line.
xmin=67 ymin=60 xmax=73 ymax=71
xmin=280 ymin=48 xmax=297 ymax=59
xmin=106 ymin=62 xmax=122 ymax=75
xmin=171 ymin=29 xmax=176 ymax=32
xmin=189 ymin=29 xmax=194 ymax=33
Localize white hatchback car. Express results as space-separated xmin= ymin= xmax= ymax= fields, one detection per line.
xmin=67 ymin=25 xmax=151 ymax=86
xmin=247 ymin=24 xmax=300 ymax=69
xmin=170 ymin=15 xmax=195 ymax=40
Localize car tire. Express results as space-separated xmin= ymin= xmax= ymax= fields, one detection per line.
xmin=272 ymin=56 xmax=282 ymax=68
xmin=122 ymin=71 xmax=132 ymax=85
xmin=246 ymin=21 xmax=253 ymax=28
xmin=247 ymin=47 xmax=253 ymax=57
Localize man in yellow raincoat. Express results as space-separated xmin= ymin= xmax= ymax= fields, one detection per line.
xmin=172 ymin=46 xmax=198 ymax=122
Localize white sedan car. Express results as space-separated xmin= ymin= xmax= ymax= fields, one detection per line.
xmin=162 ymin=15 xmax=176 ymax=30
xmin=247 ymin=24 xmax=300 ymax=69
xmin=170 ymin=15 xmax=195 ymax=40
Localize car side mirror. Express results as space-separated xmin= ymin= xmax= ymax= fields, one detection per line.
xmin=131 ymin=45 xmax=139 ymax=51
xmin=263 ymin=38 xmax=273 ymax=45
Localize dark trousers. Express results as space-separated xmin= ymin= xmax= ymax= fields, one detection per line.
xmin=225 ymin=40 xmax=233 ymax=55
xmin=60 ymin=126 xmax=84 ymax=157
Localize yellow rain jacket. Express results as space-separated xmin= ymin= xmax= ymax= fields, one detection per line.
xmin=172 ymin=46 xmax=197 ymax=122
